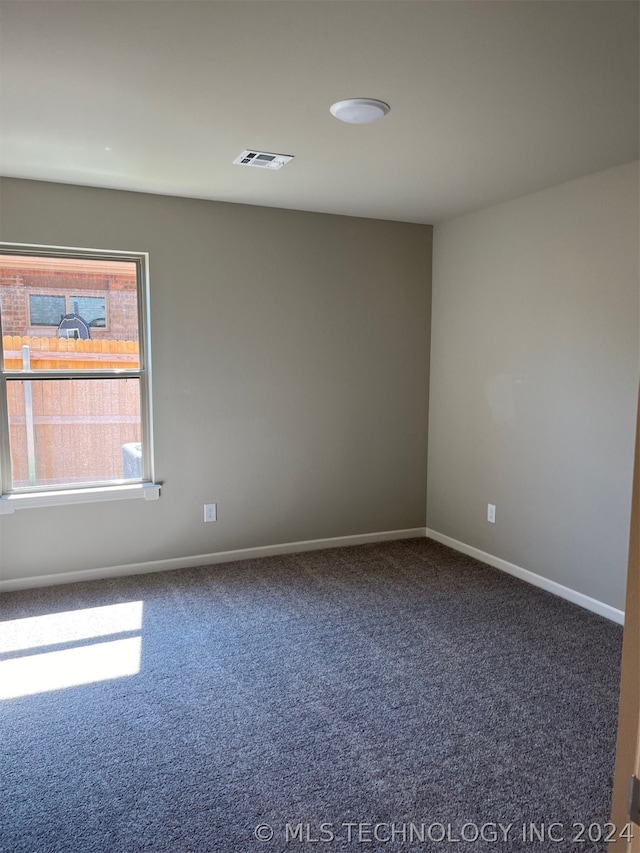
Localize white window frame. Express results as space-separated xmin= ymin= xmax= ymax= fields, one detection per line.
xmin=0 ymin=243 xmax=160 ymax=512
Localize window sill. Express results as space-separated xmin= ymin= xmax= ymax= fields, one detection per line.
xmin=0 ymin=482 xmax=161 ymax=514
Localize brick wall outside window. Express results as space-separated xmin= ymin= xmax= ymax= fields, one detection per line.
xmin=0 ymin=265 xmax=139 ymax=340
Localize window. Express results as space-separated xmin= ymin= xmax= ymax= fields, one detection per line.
xmin=29 ymin=295 xmax=67 ymax=326
xmin=28 ymin=294 xmax=107 ymax=328
xmin=0 ymin=244 xmax=159 ymax=511
xmin=69 ymin=296 xmax=106 ymax=326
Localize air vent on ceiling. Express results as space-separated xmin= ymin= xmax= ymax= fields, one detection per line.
xmin=233 ymin=149 xmax=294 ymax=170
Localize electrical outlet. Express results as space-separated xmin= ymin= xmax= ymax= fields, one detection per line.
xmin=487 ymin=503 xmax=496 ymax=524
xmin=204 ymin=503 xmax=217 ymax=523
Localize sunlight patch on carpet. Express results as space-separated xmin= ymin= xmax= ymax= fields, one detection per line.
xmin=0 ymin=602 xmax=143 ymax=699
xmin=0 ymin=602 xmax=143 ymax=653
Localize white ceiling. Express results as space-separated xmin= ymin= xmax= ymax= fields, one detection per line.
xmin=1 ymin=0 xmax=638 ymax=224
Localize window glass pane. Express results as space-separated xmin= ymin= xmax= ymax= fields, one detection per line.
xmin=6 ymin=377 xmax=142 ymax=488
xmin=29 ymin=295 xmax=66 ymax=326
xmin=1 ymin=255 xmax=139 ymax=370
xmin=68 ymin=296 xmax=106 ymax=326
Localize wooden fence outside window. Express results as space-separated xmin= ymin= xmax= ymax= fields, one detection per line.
xmin=2 ymin=336 xmax=141 ymax=487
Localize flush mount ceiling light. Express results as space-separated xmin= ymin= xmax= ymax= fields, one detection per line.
xmin=329 ymin=98 xmax=390 ymax=124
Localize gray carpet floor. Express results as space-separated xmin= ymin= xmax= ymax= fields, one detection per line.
xmin=0 ymin=538 xmax=623 ymax=852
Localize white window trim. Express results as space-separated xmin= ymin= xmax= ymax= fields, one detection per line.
xmin=0 ymin=482 xmax=161 ymax=513
xmin=0 ymin=242 xmax=160 ymax=507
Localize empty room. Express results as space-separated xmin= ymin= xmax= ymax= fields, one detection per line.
xmin=0 ymin=2 xmax=638 ymax=851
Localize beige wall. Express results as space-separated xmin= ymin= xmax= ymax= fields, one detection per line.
xmin=2 ymin=165 xmax=636 ymax=608
xmin=0 ymin=178 xmax=432 ymax=583
xmin=428 ymin=161 xmax=639 ymax=610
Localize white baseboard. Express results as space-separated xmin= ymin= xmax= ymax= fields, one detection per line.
xmin=426 ymin=528 xmax=624 ymax=625
xmin=4 ymin=527 xmax=623 ymax=626
xmin=0 ymin=527 xmax=427 ymax=592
